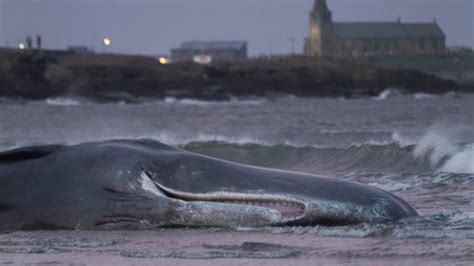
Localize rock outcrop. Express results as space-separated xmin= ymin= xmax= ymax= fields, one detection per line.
xmin=0 ymin=49 xmax=458 ymax=102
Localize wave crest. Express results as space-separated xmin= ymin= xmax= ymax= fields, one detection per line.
xmin=183 ymin=141 xmax=430 ymax=175
xmin=414 ymin=128 xmax=474 ymax=174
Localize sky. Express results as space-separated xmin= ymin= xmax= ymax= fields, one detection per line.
xmin=0 ymin=0 xmax=472 ymax=56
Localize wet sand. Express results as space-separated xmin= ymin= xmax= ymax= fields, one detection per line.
xmin=1 ymin=229 xmax=472 ymax=265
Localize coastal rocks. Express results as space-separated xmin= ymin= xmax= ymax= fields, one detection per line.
xmin=351 ymin=67 xmax=456 ymax=95
xmin=0 ymin=49 xmax=458 ymax=102
xmin=0 ymin=50 xmax=59 ymax=99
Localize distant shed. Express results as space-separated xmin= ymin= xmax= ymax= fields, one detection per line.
xmin=171 ymin=41 xmax=247 ymax=63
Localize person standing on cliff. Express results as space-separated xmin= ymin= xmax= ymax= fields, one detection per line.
xmin=36 ymin=35 xmax=42 ymax=49
xmin=26 ymin=35 xmax=33 ymax=49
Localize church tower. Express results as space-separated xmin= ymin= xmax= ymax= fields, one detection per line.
xmin=304 ymin=0 xmax=333 ymax=57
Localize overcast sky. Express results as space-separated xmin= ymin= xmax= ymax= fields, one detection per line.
xmin=0 ymin=0 xmax=472 ymax=56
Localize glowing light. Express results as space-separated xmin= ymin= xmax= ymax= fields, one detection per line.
xmin=193 ymin=54 xmax=212 ymax=64
xmin=18 ymin=43 xmax=25 ymax=50
xmin=103 ymin=38 xmax=111 ymax=46
xmin=158 ymin=57 xmax=170 ymax=64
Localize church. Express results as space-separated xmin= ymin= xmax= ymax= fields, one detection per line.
xmin=304 ymin=0 xmax=446 ymax=58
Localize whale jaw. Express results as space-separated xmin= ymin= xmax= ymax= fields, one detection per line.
xmin=140 ymin=172 xmax=385 ymax=227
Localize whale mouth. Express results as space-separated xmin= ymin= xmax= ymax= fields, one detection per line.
xmin=157 ymin=182 xmax=306 ymax=222
xmin=142 ymin=172 xmax=306 ymax=222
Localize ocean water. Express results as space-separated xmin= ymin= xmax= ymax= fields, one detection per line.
xmin=0 ymin=93 xmax=473 ymax=264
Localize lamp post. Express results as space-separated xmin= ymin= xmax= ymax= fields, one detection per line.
xmin=289 ymin=38 xmax=295 ymax=55
xmin=102 ymin=37 xmax=111 ymax=53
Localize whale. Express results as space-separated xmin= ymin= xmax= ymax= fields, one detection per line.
xmin=0 ymin=139 xmax=417 ymax=230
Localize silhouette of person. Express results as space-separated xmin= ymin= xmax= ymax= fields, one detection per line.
xmin=26 ymin=35 xmax=33 ymax=49
xmin=36 ymin=35 xmax=42 ymax=49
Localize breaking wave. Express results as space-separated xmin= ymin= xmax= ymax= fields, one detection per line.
xmin=163 ymin=97 xmax=263 ymax=106
xmin=373 ymin=89 xmax=401 ymax=100
xmin=182 ymin=141 xmax=431 ymax=175
xmin=45 ymin=97 xmax=82 ymax=106
xmin=177 ymin=127 xmax=474 ymax=175
xmin=414 ymin=129 xmax=474 ymax=174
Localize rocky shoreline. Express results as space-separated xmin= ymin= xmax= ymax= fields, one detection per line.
xmin=0 ymin=48 xmax=459 ymax=102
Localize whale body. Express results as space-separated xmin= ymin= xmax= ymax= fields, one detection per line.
xmin=0 ymin=139 xmax=417 ymax=230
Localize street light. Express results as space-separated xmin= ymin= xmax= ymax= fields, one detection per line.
xmin=18 ymin=43 xmax=25 ymax=50
xmin=158 ymin=56 xmax=170 ymax=64
xmin=102 ymin=37 xmax=111 ymax=53
xmin=103 ymin=37 xmax=111 ymax=46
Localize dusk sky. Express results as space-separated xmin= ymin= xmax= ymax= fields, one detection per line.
xmin=0 ymin=0 xmax=472 ymax=56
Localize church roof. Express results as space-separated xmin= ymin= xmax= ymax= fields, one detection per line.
xmin=178 ymin=41 xmax=247 ymax=50
xmin=333 ymin=22 xmax=445 ymax=39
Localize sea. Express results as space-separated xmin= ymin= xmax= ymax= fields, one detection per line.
xmin=0 ymin=91 xmax=472 ymax=265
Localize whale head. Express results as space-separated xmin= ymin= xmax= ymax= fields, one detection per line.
xmin=99 ymin=140 xmax=418 ymax=228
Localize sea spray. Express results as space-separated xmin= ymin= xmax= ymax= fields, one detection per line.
xmin=45 ymin=97 xmax=81 ymax=106
xmin=413 ymin=130 xmax=458 ymax=166
xmin=440 ymin=148 xmax=474 ymax=174
xmin=414 ymin=128 xmax=474 ymax=174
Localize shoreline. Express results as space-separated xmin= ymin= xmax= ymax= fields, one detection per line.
xmin=0 ymin=48 xmax=462 ymax=102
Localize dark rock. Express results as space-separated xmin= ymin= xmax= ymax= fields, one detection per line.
xmin=0 ymin=49 xmax=459 ymax=102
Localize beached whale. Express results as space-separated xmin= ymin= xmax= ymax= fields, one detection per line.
xmin=0 ymin=139 xmax=417 ymax=230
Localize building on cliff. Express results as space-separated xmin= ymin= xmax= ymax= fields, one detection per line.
xmin=171 ymin=41 xmax=247 ymax=64
xmin=304 ymin=0 xmax=446 ymax=58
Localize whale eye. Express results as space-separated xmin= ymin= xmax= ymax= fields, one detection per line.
xmin=0 ymin=145 xmax=62 ymax=163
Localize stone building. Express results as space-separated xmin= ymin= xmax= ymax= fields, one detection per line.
xmin=171 ymin=41 xmax=247 ymax=64
xmin=304 ymin=0 xmax=446 ymax=58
